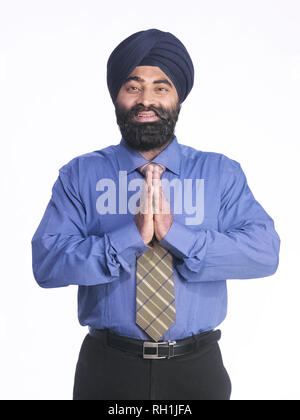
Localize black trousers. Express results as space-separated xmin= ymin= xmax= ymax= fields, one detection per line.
xmin=73 ymin=329 xmax=231 ymax=400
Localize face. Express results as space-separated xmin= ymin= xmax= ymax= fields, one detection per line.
xmin=114 ymin=66 xmax=181 ymax=151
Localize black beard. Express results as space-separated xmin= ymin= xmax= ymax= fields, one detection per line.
xmin=114 ymin=102 xmax=181 ymax=151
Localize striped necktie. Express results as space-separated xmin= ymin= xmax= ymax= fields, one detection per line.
xmin=135 ymin=163 xmax=176 ymax=342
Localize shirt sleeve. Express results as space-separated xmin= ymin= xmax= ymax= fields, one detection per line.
xmin=31 ymin=165 xmax=148 ymax=288
xmin=159 ymin=161 xmax=281 ymax=282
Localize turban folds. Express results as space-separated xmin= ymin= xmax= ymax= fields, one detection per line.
xmin=107 ymin=28 xmax=194 ymax=104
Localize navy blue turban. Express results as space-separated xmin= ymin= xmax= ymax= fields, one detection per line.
xmin=107 ymin=28 xmax=194 ymax=104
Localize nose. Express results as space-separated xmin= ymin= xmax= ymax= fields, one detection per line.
xmin=137 ymin=88 xmax=157 ymax=108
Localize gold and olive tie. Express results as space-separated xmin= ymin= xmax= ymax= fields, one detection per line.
xmin=135 ymin=163 xmax=176 ymax=342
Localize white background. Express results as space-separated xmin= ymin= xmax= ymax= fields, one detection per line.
xmin=0 ymin=0 xmax=299 ymax=400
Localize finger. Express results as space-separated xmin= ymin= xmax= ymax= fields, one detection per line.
xmin=146 ymin=166 xmax=154 ymax=216
xmin=159 ymin=185 xmax=164 ymax=213
xmin=139 ymin=183 xmax=145 ymax=214
xmin=139 ymin=170 xmax=149 ymax=214
xmin=158 ymin=183 xmax=168 ymax=214
xmin=153 ymin=177 xmax=161 ymax=214
xmin=136 ymin=197 xmax=140 ymax=210
xmin=161 ymin=188 xmax=171 ymax=214
xmin=147 ymin=181 xmax=153 ymax=217
xmin=152 ymin=164 xmax=161 ymax=180
xmin=139 ymin=166 xmax=153 ymax=216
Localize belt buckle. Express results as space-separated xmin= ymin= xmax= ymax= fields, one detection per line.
xmin=143 ymin=340 xmax=176 ymax=359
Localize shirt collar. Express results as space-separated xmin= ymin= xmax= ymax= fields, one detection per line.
xmin=116 ymin=136 xmax=181 ymax=176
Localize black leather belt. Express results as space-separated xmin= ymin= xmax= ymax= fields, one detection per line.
xmin=89 ymin=328 xmax=220 ymax=360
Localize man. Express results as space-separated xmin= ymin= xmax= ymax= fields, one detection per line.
xmin=31 ymin=28 xmax=280 ymax=400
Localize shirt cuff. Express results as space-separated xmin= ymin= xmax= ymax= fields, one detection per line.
xmin=158 ymin=220 xmax=199 ymax=259
xmin=108 ymin=219 xmax=149 ymax=257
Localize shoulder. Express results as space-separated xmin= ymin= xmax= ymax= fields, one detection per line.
xmin=178 ymin=141 xmax=241 ymax=174
xmin=58 ymin=143 xmax=119 ymax=177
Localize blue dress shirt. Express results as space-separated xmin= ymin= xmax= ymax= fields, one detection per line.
xmin=31 ymin=136 xmax=280 ymax=340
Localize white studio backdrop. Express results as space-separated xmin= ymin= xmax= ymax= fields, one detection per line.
xmin=0 ymin=0 xmax=299 ymax=400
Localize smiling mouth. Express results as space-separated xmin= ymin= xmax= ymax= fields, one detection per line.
xmin=133 ymin=111 xmax=160 ymax=122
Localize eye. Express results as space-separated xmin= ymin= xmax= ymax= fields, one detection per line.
xmin=126 ymin=85 xmax=139 ymax=92
xmin=156 ymin=87 xmax=168 ymax=92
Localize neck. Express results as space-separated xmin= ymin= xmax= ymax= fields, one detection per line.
xmin=138 ymin=138 xmax=173 ymax=161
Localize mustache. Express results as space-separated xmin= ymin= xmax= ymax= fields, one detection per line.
xmin=134 ymin=105 xmax=164 ymax=120
xmin=120 ymin=104 xmax=174 ymax=123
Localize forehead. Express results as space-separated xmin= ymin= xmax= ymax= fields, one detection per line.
xmin=128 ymin=65 xmax=173 ymax=84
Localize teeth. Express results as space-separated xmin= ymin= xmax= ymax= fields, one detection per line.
xmin=138 ymin=112 xmax=155 ymax=117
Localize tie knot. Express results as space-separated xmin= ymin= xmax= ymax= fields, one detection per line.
xmin=138 ymin=163 xmax=166 ymax=178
